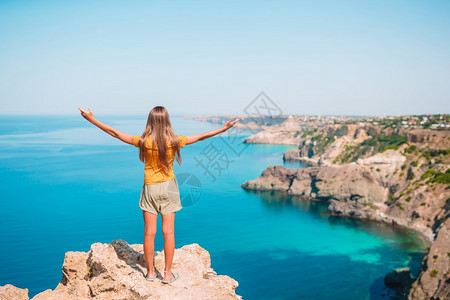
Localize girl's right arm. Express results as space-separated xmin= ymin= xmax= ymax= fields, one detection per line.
xmin=186 ymin=117 xmax=240 ymax=145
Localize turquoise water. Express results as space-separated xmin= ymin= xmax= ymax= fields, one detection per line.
xmin=0 ymin=115 xmax=428 ymax=299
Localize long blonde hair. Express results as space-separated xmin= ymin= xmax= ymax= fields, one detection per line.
xmin=138 ymin=106 xmax=182 ymax=170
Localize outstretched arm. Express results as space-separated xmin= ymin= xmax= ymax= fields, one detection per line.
xmin=186 ymin=117 xmax=240 ymax=145
xmin=78 ymin=106 xmax=133 ymax=145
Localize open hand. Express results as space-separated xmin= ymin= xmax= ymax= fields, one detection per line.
xmin=223 ymin=117 xmax=240 ymax=131
xmin=78 ymin=106 xmax=95 ymax=123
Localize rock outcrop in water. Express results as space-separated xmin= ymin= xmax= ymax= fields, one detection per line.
xmin=241 ymin=164 xmax=387 ymax=205
xmin=384 ymin=268 xmax=414 ymax=296
xmin=0 ymin=240 xmax=241 ymax=300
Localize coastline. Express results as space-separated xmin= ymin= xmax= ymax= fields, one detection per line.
xmin=247 ymin=187 xmax=433 ymax=244
xmin=240 ymin=161 xmax=447 ymax=299
xmin=194 ymin=113 xmax=448 ymax=299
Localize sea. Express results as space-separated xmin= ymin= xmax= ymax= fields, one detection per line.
xmin=0 ymin=115 xmax=429 ymax=299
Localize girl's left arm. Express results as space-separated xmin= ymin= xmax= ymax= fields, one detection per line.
xmin=78 ymin=107 xmax=133 ymax=145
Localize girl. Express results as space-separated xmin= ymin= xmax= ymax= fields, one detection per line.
xmin=78 ymin=106 xmax=239 ymax=284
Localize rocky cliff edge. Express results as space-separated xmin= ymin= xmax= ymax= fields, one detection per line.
xmin=0 ymin=240 xmax=241 ymax=300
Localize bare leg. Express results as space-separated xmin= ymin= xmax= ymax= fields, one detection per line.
xmin=143 ymin=210 xmax=158 ymax=278
xmin=161 ymin=212 xmax=176 ymax=280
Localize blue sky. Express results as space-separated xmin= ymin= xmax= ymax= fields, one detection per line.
xmin=0 ymin=0 xmax=449 ymax=116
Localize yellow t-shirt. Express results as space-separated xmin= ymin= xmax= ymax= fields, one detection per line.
xmin=132 ymin=135 xmax=188 ymax=185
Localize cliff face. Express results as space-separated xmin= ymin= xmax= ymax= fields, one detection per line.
xmin=246 ymin=122 xmax=379 ymax=161
xmin=406 ymin=129 xmax=450 ymax=148
xmin=408 ymin=220 xmax=449 ymax=300
xmin=241 ymin=124 xmax=449 ymax=299
xmin=0 ymin=240 xmax=241 ymax=300
xmin=248 ymin=121 xmax=449 ymax=168
xmin=268 ymin=124 xmax=450 ymax=238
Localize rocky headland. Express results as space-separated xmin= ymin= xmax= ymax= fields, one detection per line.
xmin=0 ymin=240 xmax=240 ymax=300
xmin=240 ymin=114 xmax=449 ymax=299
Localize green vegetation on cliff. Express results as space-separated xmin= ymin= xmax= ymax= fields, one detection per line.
xmin=421 ymin=149 xmax=450 ymax=161
xmin=428 ymin=169 xmax=450 ymax=184
xmin=361 ymin=134 xmax=407 ymax=153
xmin=301 ymin=128 xmax=318 ymax=138
xmin=334 ymin=134 xmax=407 ymax=163
xmin=311 ymin=135 xmax=335 ymax=155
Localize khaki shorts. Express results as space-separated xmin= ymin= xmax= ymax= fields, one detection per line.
xmin=139 ymin=179 xmax=182 ymax=215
